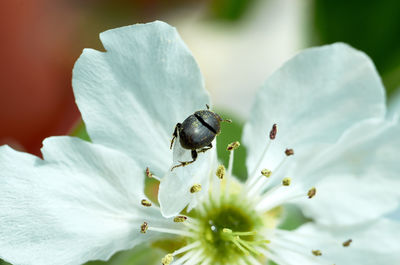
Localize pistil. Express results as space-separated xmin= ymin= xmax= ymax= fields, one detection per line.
xmin=221 ymin=228 xmax=270 ymax=256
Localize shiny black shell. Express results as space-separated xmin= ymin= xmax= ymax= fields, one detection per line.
xmin=179 ymin=110 xmax=222 ymax=150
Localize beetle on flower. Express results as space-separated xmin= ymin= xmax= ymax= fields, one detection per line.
xmin=0 ymin=21 xmax=400 ymax=265
xmin=170 ymin=105 xmax=230 ymax=171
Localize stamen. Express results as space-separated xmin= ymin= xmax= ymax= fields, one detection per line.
xmin=161 ymin=254 xmax=174 ymax=265
xmin=182 ymin=249 xmax=204 ymax=265
xmin=261 ymin=169 xmax=272 ymax=177
xmin=141 ymin=199 xmax=152 ymax=207
xmin=343 ymin=239 xmax=352 ymax=247
xmin=216 ymin=165 xmax=226 ymax=179
xmin=307 ymin=187 xmax=316 ymax=199
xmin=145 ymin=167 xmax=152 ymax=178
xmin=195 ymin=197 xmax=207 ymax=216
xmin=312 ymin=250 xmax=322 ymax=256
xmin=172 ymin=241 xmax=201 ymax=256
xmin=190 ymin=184 xmax=202 ymax=193
xmin=140 ymin=222 xmax=148 ymax=233
xmin=163 ymin=239 xmax=201 ymax=264
xmin=147 ymin=226 xmax=194 ymax=237
xmin=145 ymin=167 xmax=160 ymax=181
xmin=246 ymin=124 xmax=277 ymax=187
xmin=225 ymin=141 xmax=240 ymax=199
xmin=269 ymin=147 xmax=295 ymax=178
xmin=255 ymin=187 xmax=305 ymax=213
xmin=227 ymin=141 xmax=241 ymax=151
xmin=246 ymin=172 xmax=271 ymax=197
xmin=248 ymin=148 xmax=296 ymax=198
xmin=285 ymin=148 xmax=294 ymax=156
xmin=270 ymin=123 xmax=277 ymax=140
xmin=282 ymin=177 xmax=291 ymax=186
xmin=172 ymin=249 xmax=195 ymax=264
xmin=174 ymin=216 xmax=188 ymax=223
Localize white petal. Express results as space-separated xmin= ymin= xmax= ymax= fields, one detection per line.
xmin=0 ymin=138 xmax=166 ymax=265
xmin=72 ymin=21 xmax=209 ymax=176
xmin=388 ymin=88 xmax=400 ymax=121
xmin=158 ymin=139 xmax=216 ymax=217
xmin=387 ymin=206 xmax=400 ymax=220
xmin=269 ymin=219 xmax=400 ymax=265
xmin=294 ymin=119 xmax=400 ymax=225
xmin=243 ymin=43 xmax=385 ymax=178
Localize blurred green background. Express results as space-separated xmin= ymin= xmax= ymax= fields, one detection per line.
xmin=1 ymin=0 xmax=399 ymax=264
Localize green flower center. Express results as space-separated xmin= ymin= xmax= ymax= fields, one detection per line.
xmin=192 ymin=195 xmax=265 ymax=264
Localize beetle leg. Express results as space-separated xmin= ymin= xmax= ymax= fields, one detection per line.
xmin=171 ymin=150 xmax=197 ymax=171
xmin=197 ymin=143 xmax=213 ymax=153
xmin=170 ymin=123 xmax=181 ymax=149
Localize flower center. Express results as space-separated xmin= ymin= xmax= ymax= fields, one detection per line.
xmin=190 ymin=193 xmax=266 ymax=264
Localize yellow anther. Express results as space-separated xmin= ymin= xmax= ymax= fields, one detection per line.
xmin=173 ymin=216 xmax=187 ymax=223
xmin=161 ymin=253 xmax=174 ymax=265
xmin=140 ymin=222 xmax=148 ymax=234
xmin=190 ymin=184 xmax=202 ymax=193
xmin=227 ymin=141 xmax=240 ymax=151
xmin=145 ymin=167 xmax=153 ymax=178
xmin=343 ymin=239 xmax=352 ymax=247
xmin=216 ymin=165 xmax=226 ymax=179
xmin=282 ymin=178 xmax=291 ymax=186
xmin=307 ymin=187 xmax=316 ymax=199
xmin=141 ymin=199 xmax=152 ymax=207
xmin=312 ymin=250 xmax=322 ymax=256
xmin=285 ymin=148 xmax=294 ymax=156
xmin=261 ymin=169 xmax=272 ymax=177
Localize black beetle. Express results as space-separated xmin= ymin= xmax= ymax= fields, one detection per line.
xmin=170 ymin=105 xmax=230 ymax=171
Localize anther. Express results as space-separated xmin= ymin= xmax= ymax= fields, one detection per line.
xmin=145 ymin=167 xmax=153 ymax=178
xmin=343 ymin=239 xmax=352 ymax=247
xmin=141 ymin=199 xmax=152 ymax=207
xmin=216 ymin=165 xmax=226 ymax=179
xmin=140 ymin=222 xmax=148 ymax=233
xmin=190 ymin=184 xmax=202 ymax=193
xmin=161 ymin=253 xmax=174 ymax=265
xmin=261 ymin=169 xmax=272 ymax=177
xmin=307 ymin=187 xmax=316 ymax=199
xmin=227 ymin=141 xmax=240 ymax=151
xmin=173 ymin=216 xmax=187 ymax=223
xmin=269 ymin=124 xmax=277 ymax=140
xmin=285 ymin=148 xmax=294 ymax=156
xmin=282 ymin=177 xmax=291 ymax=186
xmin=312 ymin=250 xmax=322 ymax=256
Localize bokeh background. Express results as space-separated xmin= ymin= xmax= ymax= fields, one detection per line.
xmin=1 ymin=0 xmax=399 ymax=264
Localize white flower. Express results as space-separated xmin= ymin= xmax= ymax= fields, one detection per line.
xmin=1 ymin=21 xmax=400 ymax=265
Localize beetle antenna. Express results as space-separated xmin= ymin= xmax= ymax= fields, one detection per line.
xmin=206 ymin=104 xmax=210 ymax=110
xmin=223 ymin=119 xmax=232 ymax=123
